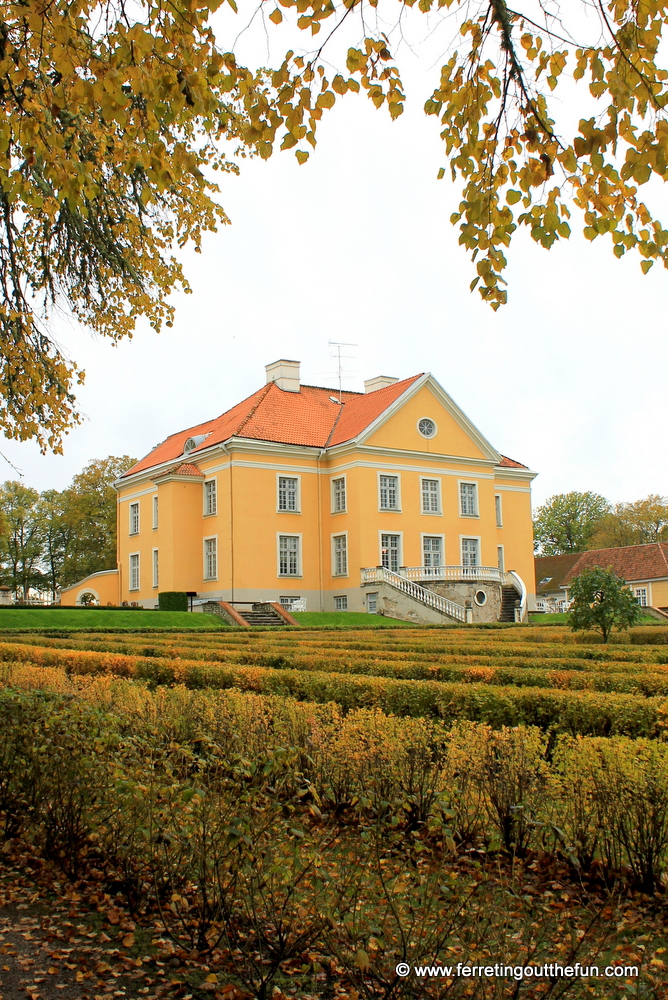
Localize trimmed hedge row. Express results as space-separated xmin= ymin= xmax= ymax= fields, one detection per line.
xmin=1 ymin=640 xmax=666 ymax=737
xmin=3 ymin=676 xmax=668 ymax=895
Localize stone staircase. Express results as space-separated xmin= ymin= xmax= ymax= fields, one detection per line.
xmin=208 ymin=601 xmax=298 ymax=627
xmin=499 ymin=585 xmax=521 ymax=622
xmin=237 ymin=606 xmax=288 ymax=627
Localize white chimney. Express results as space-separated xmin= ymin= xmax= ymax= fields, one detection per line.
xmin=364 ymin=375 xmax=398 ymax=393
xmin=265 ymin=359 xmax=300 ymax=393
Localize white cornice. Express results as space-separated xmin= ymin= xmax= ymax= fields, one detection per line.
xmin=494 ymin=466 xmax=538 ymax=483
xmin=349 ymin=443 xmax=498 ymax=469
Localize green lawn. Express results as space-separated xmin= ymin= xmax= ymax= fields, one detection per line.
xmin=290 ymin=611 xmax=414 ymax=627
xmin=0 ymin=608 xmax=226 ymax=629
xmin=530 ymin=611 xmax=665 ymax=625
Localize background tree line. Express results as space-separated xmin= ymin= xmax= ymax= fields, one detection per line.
xmin=534 ymin=492 xmax=668 ymax=557
xmin=0 ymin=457 xmax=136 ymax=602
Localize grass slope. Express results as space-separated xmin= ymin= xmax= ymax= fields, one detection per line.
xmin=0 ymin=609 xmax=226 ymax=629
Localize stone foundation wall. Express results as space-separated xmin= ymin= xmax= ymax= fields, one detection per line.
xmin=422 ymin=582 xmax=502 ymax=623
xmin=377 ymin=589 xmax=456 ymax=625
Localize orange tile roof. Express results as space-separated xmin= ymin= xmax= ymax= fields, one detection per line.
xmin=561 ymin=543 xmax=668 ymax=586
xmin=168 ymin=463 xmax=205 ymax=477
xmin=535 ymin=552 xmax=584 ymax=594
xmin=121 ymin=373 xmax=526 ymax=479
xmin=327 ymin=375 xmax=424 ymax=446
xmin=498 ymin=455 xmax=528 ymax=469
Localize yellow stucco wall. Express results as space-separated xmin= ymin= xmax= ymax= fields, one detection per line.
xmin=650 ymin=580 xmax=668 ymax=607
xmin=61 ymin=570 xmax=120 ymax=606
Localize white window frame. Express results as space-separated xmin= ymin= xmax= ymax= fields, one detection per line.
xmin=331 ymin=532 xmax=348 ymax=577
xmin=497 ymin=545 xmax=505 ymax=572
xmin=276 ymin=474 xmax=301 ymax=513
xmin=277 ymin=533 xmax=302 ymax=577
xmin=416 ymin=417 xmax=438 ymax=439
xmin=378 ymin=472 xmax=401 ymax=512
xmin=129 ymin=501 xmax=140 ymax=536
xmin=331 ymin=475 xmax=347 ymax=514
xmin=334 ymin=595 xmax=348 ymax=611
xmin=379 ymin=530 xmax=402 ymax=573
xmin=152 ymin=548 xmax=159 ymax=589
xmin=495 ymin=494 xmax=503 ymax=527
xmin=420 ymin=533 xmax=445 ymax=568
xmin=152 ymin=495 xmax=159 ymax=530
xmin=280 ymin=595 xmax=302 ymax=609
xmin=129 ymin=552 xmax=140 ymax=591
xmin=203 ymin=535 xmax=218 ymax=581
xmin=203 ymin=478 xmax=218 ymax=517
xmin=458 ymin=481 xmax=479 ymax=518
xmin=634 ymin=587 xmax=648 ymax=607
xmin=420 ymin=476 xmax=442 ymax=515
xmin=460 ymin=535 xmax=481 ymax=567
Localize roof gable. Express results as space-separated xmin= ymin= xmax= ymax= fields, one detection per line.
xmin=357 ymin=375 xmax=500 ymax=462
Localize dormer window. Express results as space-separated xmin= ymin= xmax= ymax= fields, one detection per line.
xmin=183 ymin=433 xmax=210 ymax=455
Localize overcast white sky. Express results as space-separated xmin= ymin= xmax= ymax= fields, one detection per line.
xmin=1 ymin=4 xmax=667 ymax=509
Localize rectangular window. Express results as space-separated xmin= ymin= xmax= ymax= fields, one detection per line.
xmin=379 ymin=474 xmax=400 ymax=510
xmin=422 ymin=536 xmax=443 ymax=567
xmin=279 ymin=535 xmax=300 ymax=576
xmin=152 ymin=495 xmax=159 ymax=530
xmin=421 ymin=478 xmax=440 ymax=514
xmin=204 ymin=537 xmax=217 ymax=580
xmin=280 ymin=596 xmax=302 ymax=610
xmin=367 ymin=592 xmax=379 ymax=614
xmin=497 ymin=545 xmax=505 ymax=572
xmin=129 ymin=553 xmax=140 ymax=591
xmin=635 ymin=587 xmax=648 ymax=607
xmin=204 ymin=480 xmax=217 ymax=516
xmin=129 ymin=502 xmax=140 ymax=535
xmin=462 ymin=538 xmax=480 ymax=567
xmin=333 ymin=534 xmax=348 ymax=576
xmin=381 ymin=533 xmax=400 ymax=572
xmin=332 ymin=476 xmax=346 ymax=513
xmin=278 ymin=476 xmax=298 ymax=512
xmin=495 ymin=494 xmax=503 ymax=526
xmin=334 ymin=595 xmax=348 ymax=611
xmin=459 ymin=482 xmax=478 ymax=517
xmin=152 ymin=549 xmax=159 ymax=588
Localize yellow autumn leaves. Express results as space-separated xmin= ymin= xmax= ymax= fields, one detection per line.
xmin=4 ymin=0 xmax=668 ymax=447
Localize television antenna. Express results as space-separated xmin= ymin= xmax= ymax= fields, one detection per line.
xmin=328 ymin=340 xmax=357 ymax=402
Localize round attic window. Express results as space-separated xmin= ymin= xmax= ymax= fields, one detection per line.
xmin=417 ymin=417 xmax=437 ymax=438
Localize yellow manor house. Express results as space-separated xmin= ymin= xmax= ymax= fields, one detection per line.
xmin=62 ymin=361 xmax=537 ymax=624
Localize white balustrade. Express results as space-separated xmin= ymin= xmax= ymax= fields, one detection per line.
xmin=363 ymin=565 xmax=507 ymax=584
xmin=360 ymin=566 xmax=467 ymax=623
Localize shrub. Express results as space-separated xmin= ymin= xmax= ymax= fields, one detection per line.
xmin=158 ymin=591 xmax=188 ymax=612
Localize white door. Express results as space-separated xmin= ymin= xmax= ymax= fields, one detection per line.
xmin=381 ymin=534 xmax=400 ymax=572
xmin=462 ymin=538 xmax=479 ymax=567
xmin=422 ymin=536 xmax=443 ymax=576
xmin=367 ymin=592 xmax=378 ymax=613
